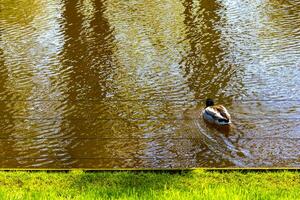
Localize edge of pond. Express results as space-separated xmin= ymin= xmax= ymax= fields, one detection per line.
xmin=0 ymin=167 xmax=300 ymax=173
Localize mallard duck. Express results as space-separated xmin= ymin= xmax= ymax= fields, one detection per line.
xmin=202 ymin=99 xmax=231 ymax=125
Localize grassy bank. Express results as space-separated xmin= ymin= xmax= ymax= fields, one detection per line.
xmin=0 ymin=170 xmax=299 ymax=199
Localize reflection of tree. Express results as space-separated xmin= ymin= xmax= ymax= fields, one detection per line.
xmin=1 ymin=0 xmax=78 ymax=168
xmin=1 ymin=8 xmax=35 ymax=167
xmin=0 ymin=47 xmax=17 ymax=167
xmin=61 ymin=0 xmax=116 ymax=100
xmin=0 ymin=44 xmax=8 ymax=117
xmin=0 ymin=48 xmax=6 ymax=95
xmin=61 ymin=0 xmax=118 ymax=168
xmin=180 ymin=0 xmax=241 ymax=167
xmin=181 ymin=0 xmax=234 ymax=103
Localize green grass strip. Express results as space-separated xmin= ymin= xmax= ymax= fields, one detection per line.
xmin=0 ymin=170 xmax=299 ymax=199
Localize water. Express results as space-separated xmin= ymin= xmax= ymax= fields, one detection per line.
xmin=0 ymin=0 xmax=299 ymax=168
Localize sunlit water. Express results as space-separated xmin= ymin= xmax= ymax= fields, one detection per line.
xmin=0 ymin=0 xmax=299 ymax=168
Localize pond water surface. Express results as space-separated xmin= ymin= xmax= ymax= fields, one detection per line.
xmin=0 ymin=0 xmax=300 ymax=168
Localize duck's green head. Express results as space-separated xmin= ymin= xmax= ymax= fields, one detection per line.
xmin=205 ymin=99 xmax=214 ymax=107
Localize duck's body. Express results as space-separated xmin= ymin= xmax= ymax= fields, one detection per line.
xmin=202 ymin=99 xmax=231 ymax=125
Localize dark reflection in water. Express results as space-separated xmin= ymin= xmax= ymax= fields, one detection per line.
xmin=59 ymin=0 xmax=116 ymax=167
xmin=0 ymin=0 xmax=299 ymax=168
xmin=179 ymin=0 xmax=251 ymax=167
xmin=182 ymin=0 xmax=235 ymax=101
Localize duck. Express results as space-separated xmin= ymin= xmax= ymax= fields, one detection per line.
xmin=202 ymin=99 xmax=231 ymax=125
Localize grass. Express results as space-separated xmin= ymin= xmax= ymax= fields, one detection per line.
xmin=0 ymin=170 xmax=299 ymax=199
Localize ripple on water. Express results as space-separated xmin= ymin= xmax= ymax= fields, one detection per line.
xmin=0 ymin=0 xmax=300 ymax=168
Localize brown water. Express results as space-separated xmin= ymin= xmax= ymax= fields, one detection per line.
xmin=0 ymin=0 xmax=299 ymax=168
